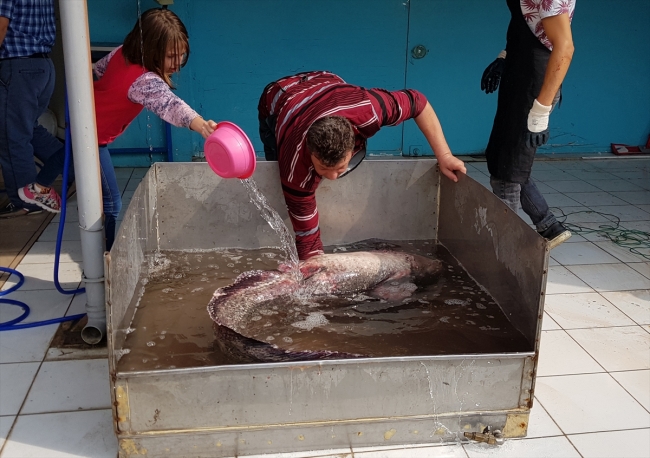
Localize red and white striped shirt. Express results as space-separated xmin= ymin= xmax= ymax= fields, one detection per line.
xmin=258 ymin=71 xmax=428 ymax=260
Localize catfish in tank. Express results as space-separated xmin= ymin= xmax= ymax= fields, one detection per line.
xmin=207 ymin=243 xmax=443 ymax=362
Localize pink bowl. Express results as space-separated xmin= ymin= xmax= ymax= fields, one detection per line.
xmin=204 ymin=121 xmax=256 ymax=179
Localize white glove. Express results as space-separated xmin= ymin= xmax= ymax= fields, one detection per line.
xmin=527 ymin=99 xmax=552 ymax=133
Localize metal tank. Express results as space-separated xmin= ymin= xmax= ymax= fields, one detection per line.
xmin=106 ymin=159 xmax=549 ymax=457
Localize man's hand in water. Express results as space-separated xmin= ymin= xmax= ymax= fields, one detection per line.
xmin=436 ymin=152 xmax=466 ymax=183
xmin=190 ymin=117 xmax=218 ymax=139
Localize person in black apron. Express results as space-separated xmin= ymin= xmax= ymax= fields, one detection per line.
xmin=482 ymin=0 xmax=575 ymax=249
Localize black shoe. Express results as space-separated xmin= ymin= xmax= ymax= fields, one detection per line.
xmin=539 ymin=221 xmax=571 ymax=249
xmin=0 ymin=202 xmax=43 ymax=219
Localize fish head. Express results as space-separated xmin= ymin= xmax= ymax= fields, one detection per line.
xmin=409 ymin=254 xmax=443 ymax=284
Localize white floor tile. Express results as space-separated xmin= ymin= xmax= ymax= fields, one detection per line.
xmin=568 ymin=428 xmax=650 ymax=458
xmin=537 ymin=330 xmax=603 ymax=376
xmin=1 ymin=409 xmax=118 ymax=458
xmin=630 ymin=262 xmax=650 ymax=279
xmin=114 ymin=167 xmax=134 ymax=179
xmin=22 ymin=359 xmax=111 ymax=414
xmin=547 ymin=256 xmax=559 ymax=266
xmin=1 ymin=262 xmax=82 ymax=292
xmin=0 ymin=415 xmax=14 ymax=450
xmin=565 ymin=170 xmax=618 ymax=181
xmin=550 ymin=242 xmax=620 ymax=266
xmin=545 ymin=180 xmax=601 ymax=193
xmin=0 ymin=362 xmax=40 ymax=415
xmin=243 ymin=448 xmax=352 ymax=458
xmin=51 ymin=206 xmax=78 ymax=223
xmin=464 ymin=436 xmax=579 ymax=457
xmin=535 ymin=373 xmax=650 ymax=434
xmin=627 ymin=179 xmax=650 ymax=191
xmin=555 ymin=206 xmax=614 ymax=224
xmin=566 ymin=264 xmax=650 ymax=292
xmin=541 ymin=193 xmax=581 ymax=207
xmin=567 ymin=222 xmax=615 ymax=242
xmin=0 ymin=324 xmax=58 ymax=363
xmin=37 ymin=222 xmax=81 ymax=242
xmin=622 ymin=220 xmax=650 ymax=232
xmin=600 ymin=290 xmax=650 ymax=325
xmin=541 ymin=313 xmax=561 ymax=330
xmin=544 ymin=292 xmax=636 ymax=329
xmin=528 ymin=401 xmax=562 ymax=438
xmin=65 ymin=293 xmax=87 ymax=316
xmin=589 ymin=179 xmax=646 ymax=192
xmin=545 ymin=266 xmax=594 ymax=295
xmin=563 ymin=192 xmax=628 ymax=207
xmin=611 ymin=370 xmax=650 ymax=411
xmin=354 ymin=444 xmax=465 ymax=457
xmin=0 ymin=289 xmax=72 ymax=325
xmin=568 ymin=326 xmax=650 ymax=372
xmin=611 ymin=191 xmax=650 ymax=205
xmin=19 ymin=240 xmax=82 ymax=264
xmin=637 ymin=204 xmax=650 ymax=213
xmin=533 ymin=170 xmax=581 ymax=182
xmin=593 ymin=240 xmax=649 ymax=263
xmin=588 ymin=204 xmax=650 ymax=222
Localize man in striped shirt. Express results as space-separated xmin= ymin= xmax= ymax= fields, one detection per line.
xmin=258 ymin=71 xmax=466 ymax=260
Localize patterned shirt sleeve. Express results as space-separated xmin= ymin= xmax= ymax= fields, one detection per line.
xmin=93 ymin=47 xmax=120 ymax=79
xmin=127 ymin=73 xmax=200 ymax=128
xmin=281 ymin=182 xmax=324 ymax=260
xmin=367 ymin=88 xmax=428 ymax=128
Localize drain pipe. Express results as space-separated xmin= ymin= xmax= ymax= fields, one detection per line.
xmin=59 ymin=0 xmax=106 ymax=344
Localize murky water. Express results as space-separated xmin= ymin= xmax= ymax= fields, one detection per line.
xmin=116 ymin=240 xmax=531 ymax=372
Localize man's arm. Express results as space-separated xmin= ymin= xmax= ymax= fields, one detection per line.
xmin=282 ymin=184 xmax=324 ymax=260
xmin=538 ymin=13 xmax=575 ymax=105
xmin=414 ymin=102 xmax=467 ymax=182
xmin=0 ymin=16 xmax=9 ymax=48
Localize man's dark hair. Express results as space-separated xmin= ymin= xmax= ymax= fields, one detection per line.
xmin=306 ymin=116 xmax=355 ymax=167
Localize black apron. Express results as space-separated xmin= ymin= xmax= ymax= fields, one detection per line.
xmin=485 ymin=0 xmax=554 ymax=183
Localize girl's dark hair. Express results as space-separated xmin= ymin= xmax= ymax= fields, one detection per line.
xmin=122 ymin=8 xmax=189 ymax=87
xmin=306 ymin=116 xmax=355 ymax=166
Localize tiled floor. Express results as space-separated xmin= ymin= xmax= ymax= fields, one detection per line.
xmin=0 ymin=158 xmax=648 ymax=457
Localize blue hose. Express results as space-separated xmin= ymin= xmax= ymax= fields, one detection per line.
xmin=0 ymin=92 xmax=87 ymax=331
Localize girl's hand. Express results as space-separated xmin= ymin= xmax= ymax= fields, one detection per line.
xmin=191 ymin=117 xmax=218 ymax=139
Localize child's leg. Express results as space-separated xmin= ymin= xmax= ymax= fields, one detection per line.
xmin=34 ymin=142 xmax=66 ymax=187
xmin=98 ymin=146 xmax=122 ymax=251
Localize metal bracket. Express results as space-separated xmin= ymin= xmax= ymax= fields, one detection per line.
xmin=464 ymin=426 xmax=504 ymax=446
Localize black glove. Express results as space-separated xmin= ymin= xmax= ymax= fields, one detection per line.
xmin=481 ymin=58 xmax=505 ymax=94
xmin=526 ymin=129 xmax=550 ymax=148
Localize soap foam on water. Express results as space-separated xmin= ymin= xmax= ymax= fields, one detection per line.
xmin=291 ymin=312 xmax=330 ymax=331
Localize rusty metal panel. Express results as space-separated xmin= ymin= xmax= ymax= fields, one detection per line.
xmin=438 ymin=172 xmax=548 ymax=346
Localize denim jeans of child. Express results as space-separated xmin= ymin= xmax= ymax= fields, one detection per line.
xmin=98 ymin=146 xmax=121 ymax=251
xmin=490 ymin=176 xmax=557 ymax=232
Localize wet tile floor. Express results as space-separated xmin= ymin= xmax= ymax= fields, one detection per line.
xmin=0 ymin=158 xmax=648 ymax=457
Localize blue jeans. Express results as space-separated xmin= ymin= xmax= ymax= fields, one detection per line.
xmin=490 ymin=176 xmax=556 ymax=232
xmin=36 ymin=145 xmax=120 ymax=250
xmin=0 ymin=57 xmax=64 ymax=208
xmin=99 ymin=146 xmax=121 ymax=251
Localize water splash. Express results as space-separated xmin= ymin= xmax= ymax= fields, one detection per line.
xmin=239 ymin=178 xmax=300 ymax=281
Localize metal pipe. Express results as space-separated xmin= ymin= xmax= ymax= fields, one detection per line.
xmin=59 ymin=0 xmax=106 ymax=344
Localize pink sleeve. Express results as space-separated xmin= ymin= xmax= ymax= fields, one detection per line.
xmin=127 ymin=73 xmax=200 ymax=128
xmin=93 ymin=46 xmax=120 ymax=79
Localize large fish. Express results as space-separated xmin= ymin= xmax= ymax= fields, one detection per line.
xmin=207 ymin=249 xmax=443 ymax=362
